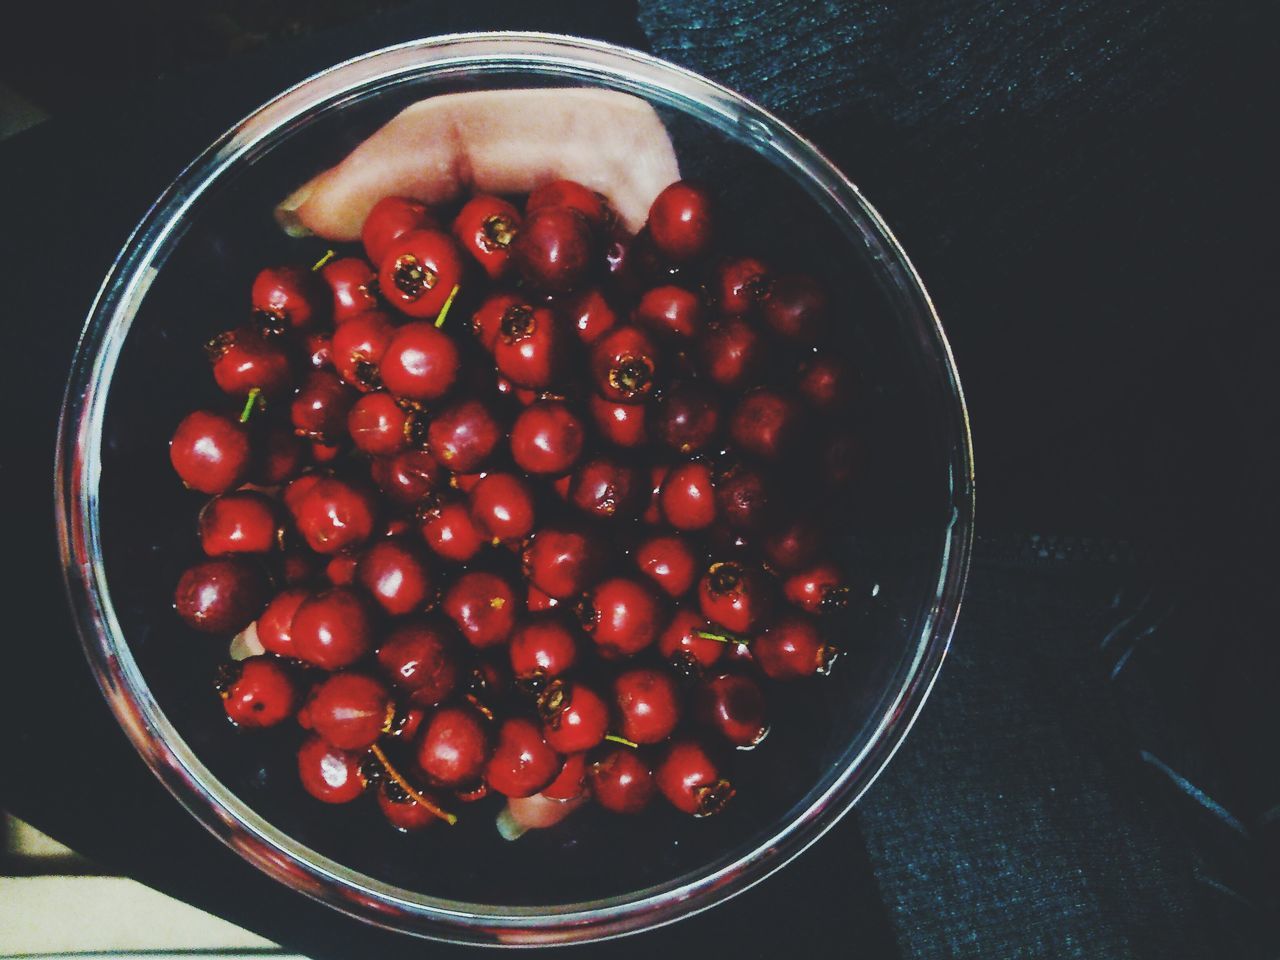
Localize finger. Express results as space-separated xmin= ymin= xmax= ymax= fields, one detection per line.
xmin=277 ymin=89 xmax=680 ymax=241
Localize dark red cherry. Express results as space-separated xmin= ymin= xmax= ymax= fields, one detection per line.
xmin=647 ymin=181 xmax=714 ymax=262
xmin=783 ymin=562 xmax=849 ymax=613
xmin=589 ymin=394 xmax=647 ymax=448
xmin=569 ymin=457 xmax=640 ymax=519
xmin=589 ymin=747 xmax=655 ymax=813
xmin=427 ymin=399 xmax=502 ymax=473
xmin=635 ymin=285 xmax=703 ymax=341
xmin=755 ymin=616 xmax=837 ymax=679
xmin=252 ymin=265 xmax=326 ymax=332
xmin=493 ymin=303 xmax=562 ymax=389
xmin=658 ymin=608 xmax=726 ymax=671
xmin=763 ymin=517 xmax=823 ymax=572
xmin=348 ymin=392 xmax=411 ymax=456
xmin=485 ymin=717 xmax=561 ymax=798
xmin=564 ymin=287 xmax=618 ymax=345
xmin=377 ymin=781 xmax=441 ymax=832
xmin=659 ymin=461 xmax=717 ymax=530
xmin=280 ymin=550 xmax=322 ymax=586
xmin=526 ymin=179 xmax=611 ymax=230
xmin=541 ymin=751 xmax=588 ymax=801
xmin=509 ymin=615 xmax=579 ymax=683
xmin=298 ymin=735 xmax=366 ymax=803
xmin=583 ymin=577 xmax=663 ymax=658
xmin=698 ymin=561 xmax=771 ymax=635
xmin=526 ymin=585 xmax=558 ymax=612
xmin=331 ymin=310 xmax=395 ymax=391
xmin=417 ymin=706 xmax=490 ymax=788
xmin=511 ymin=206 xmax=593 ymax=293
xmin=696 ymin=672 xmax=768 ymax=747
xmin=762 ymin=273 xmax=827 ymax=342
xmin=371 ymin=448 xmax=440 ymax=506
xmin=290 ymin=587 xmax=375 ymax=670
xmin=729 ymin=389 xmax=801 ymax=460
xmin=378 ymin=229 xmax=465 ymax=319
xmin=207 ymin=328 xmax=293 ymax=400
xmin=362 ymin=196 xmax=434 ymax=265
xmin=539 ymin=680 xmax=609 ymax=753
xmin=590 ymin=324 xmax=659 ymax=404
xmin=299 ymin=672 xmax=392 ymax=749
xmin=521 ymin=526 xmax=605 ymax=599
xmin=355 ymin=539 xmax=432 ymax=616
xmin=376 ymin=618 xmax=461 ymax=706
xmin=656 ymin=741 xmax=734 ymax=816
xmin=716 ymin=256 xmax=772 ymax=316
xmin=635 ymin=533 xmax=698 ymax=598
xmin=219 ymin=657 xmax=298 ymax=728
xmin=469 ymin=473 xmax=536 ymax=542
xmin=470 ymin=292 xmax=525 ymax=353
xmin=643 ymin=464 xmax=671 ymax=524
xmin=380 ymin=322 xmax=460 ymax=401
xmin=614 ymin=668 xmax=680 ymax=744
xmin=698 ymin=317 xmax=762 ymax=389
xmin=309 ymin=439 xmax=343 ymax=464
xmin=288 ymin=477 xmax=376 ymax=554
xmin=199 ymin=492 xmax=280 ymax=556
xmin=453 ymin=194 xmax=521 ymax=280
xmin=290 ymin=370 xmax=354 ymax=442
xmin=655 ymin=383 xmax=720 ymax=454
xmin=250 ymin=425 xmax=306 ymax=486
xmin=511 ymin=401 xmax=584 ymax=475
xmin=305 ymin=331 xmax=333 ymax=371
xmin=420 ymin=498 xmax=485 ymax=563
xmin=325 ymin=553 xmax=359 ymax=587
xmin=174 ymin=558 xmax=269 ymax=634
xmin=321 ymin=257 xmax=381 ymax=324
xmin=257 ymin=587 xmax=309 ymax=657
xmin=797 ymin=355 xmax=854 ymax=411
xmin=443 ymin=572 xmax=516 ymax=648
xmin=715 ymin=464 xmax=772 ymax=531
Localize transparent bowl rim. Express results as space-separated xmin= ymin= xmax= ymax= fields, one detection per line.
xmin=54 ymin=31 xmax=975 ymax=947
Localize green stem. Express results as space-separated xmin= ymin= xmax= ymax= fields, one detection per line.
xmin=434 ymin=284 xmax=461 ymax=328
xmin=695 ymin=629 xmax=750 ymax=647
xmin=604 ymin=733 xmax=639 ymax=749
xmin=311 ymin=249 xmax=336 ymax=272
xmin=238 ymin=387 xmax=262 ymax=423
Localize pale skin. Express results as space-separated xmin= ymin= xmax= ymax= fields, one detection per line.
xmin=277 ymin=88 xmax=682 ymax=240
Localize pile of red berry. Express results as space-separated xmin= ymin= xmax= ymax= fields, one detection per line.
xmin=169 ymin=178 xmax=858 ymax=834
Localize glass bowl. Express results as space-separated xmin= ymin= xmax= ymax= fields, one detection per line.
xmin=55 ymin=32 xmax=973 ymax=947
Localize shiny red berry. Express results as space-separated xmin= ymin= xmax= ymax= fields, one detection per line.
xmin=378 ymin=229 xmax=464 ymax=319
xmin=331 ymin=310 xmax=395 ymax=391
xmin=511 ymin=401 xmax=584 ymax=475
xmin=655 ymin=741 xmax=734 ymax=816
xmin=371 ymin=448 xmax=440 ymax=506
xmin=443 ymin=571 xmax=516 ymax=648
xmin=730 ymin=388 xmax=801 ymax=460
xmin=417 ymin=706 xmax=490 ymax=788
xmin=252 ymin=265 xmax=326 ymax=332
xmin=510 ymin=206 xmax=593 ymax=293
xmin=521 ymin=526 xmax=605 ymax=600
xmin=469 ymin=473 xmax=535 ymax=542
xmin=658 ymin=608 xmax=726 ymax=671
xmin=199 ymin=492 xmax=280 ymax=555
xmin=589 ymin=394 xmax=647 ymax=448
xmin=763 ymin=517 xmax=823 ymax=572
xmin=299 ymin=672 xmax=392 ymax=749
xmin=655 ymin=383 xmax=720 ymax=454
xmin=643 ymin=464 xmax=670 ymax=524
xmin=376 ymin=618 xmax=461 ymax=706
xmin=589 ymin=747 xmax=655 ymax=813
xmin=257 ymin=587 xmax=309 ymax=657
xmin=298 ymin=735 xmax=366 ymax=803
xmin=380 ymin=322 xmax=460 ymax=401
xmin=207 ymin=328 xmax=293 ymax=399
xmin=635 ymin=533 xmax=698 ymax=597
xmin=485 ymin=717 xmax=561 ymax=798
xmin=659 ymin=461 xmax=717 ymax=530
xmin=716 ymin=256 xmax=772 ymax=316
xmin=174 ymin=558 xmax=269 ymax=634
xmin=290 ymin=587 xmax=375 ymax=670
xmin=541 ymin=751 xmax=588 ymax=801
xmin=614 ymin=668 xmax=680 ymax=744
xmin=755 ymin=616 xmax=837 ymax=679
xmin=362 ymin=196 xmax=434 ymax=264
xmin=526 ymin=585 xmax=558 ymax=612
xmin=493 ymin=303 xmax=562 ymax=389
xmin=509 ymin=615 xmax=579 ymax=683
xmin=584 ymin=577 xmax=662 ymax=658
xmin=420 ymin=498 xmax=485 ymax=563
xmin=250 ymin=425 xmax=306 ymax=486
xmin=698 ymin=317 xmax=762 ymax=389
xmin=290 ymin=370 xmax=354 ymax=442
xmin=590 ymin=324 xmax=659 ymax=404
xmin=321 ymin=257 xmax=381 ymax=324
xmin=696 ymin=672 xmax=768 ymax=747
xmin=539 ymin=680 xmax=609 ymax=753
xmin=783 ymin=562 xmax=849 ymax=613
xmin=377 ymin=781 xmax=440 ymax=832
xmin=762 ymin=273 xmax=827 ymax=342
xmin=288 ymin=476 xmax=376 ymax=554
xmin=470 ymin=292 xmax=525 ymax=353
xmin=453 ymin=194 xmax=521 ymax=279
xmin=635 ymin=285 xmax=703 ymax=341
xmin=348 ymin=392 xmax=410 ymax=456
xmin=698 ymin=561 xmax=771 ymax=634
xmin=569 ymin=456 xmax=640 ymax=519
xmin=220 ymin=657 xmax=298 ymax=728
xmin=355 ymin=539 xmax=432 ymax=616
xmin=427 ymin=399 xmax=502 ymax=472
xmin=564 ymin=287 xmax=618 ymax=345
xmin=715 ymin=464 xmax=772 ymax=531
xmin=305 ymin=331 xmax=333 ymax=371
xmin=325 ymin=553 xmax=359 ymax=587
xmin=526 ymin=179 xmax=611 ymax=229
xmin=647 ymin=181 xmax=713 ymax=262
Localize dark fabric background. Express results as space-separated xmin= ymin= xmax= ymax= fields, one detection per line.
xmin=2 ymin=1 xmax=1277 ymax=957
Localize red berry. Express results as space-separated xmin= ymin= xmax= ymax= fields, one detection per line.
xmin=541 ymin=751 xmax=587 ymax=801
xmin=208 ymin=328 xmax=293 ymax=399
xmin=325 ymin=553 xmax=359 ymax=586
xmin=290 ymin=587 xmax=375 ymax=670
xmin=250 ymin=425 xmax=306 ymax=486
xmin=584 ymin=577 xmax=662 ymax=658
xmin=526 ymin=585 xmax=558 ymax=612
xmin=257 ymin=587 xmax=309 ymax=657
xmin=729 ymin=389 xmax=801 ymax=460
xmin=420 ymin=498 xmax=485 ymax=563
xmin=198 ymin=492 xmax=279 ymax=556
xmin=539 ymin=680 xmax=609 ymax=753
xmin=716 ymin=256 xmax=772 ymax=316
xmin=509 ymin=615 xmax=579 ymax=683
xmin=797 ymin=356 xmax=853 ymax=411
xmin=569 ymin=457 xmax=640 ymax=520
xmin=659 ymin=461 xmax=717 ymax=530
xmin=355 ymin=539 xmax=432 ymax=616
xmin=331 ymin=310 xmax=395 ymax=391
xmin=469 ymin=473 xmax=536 ymax=542
xmin=521 ymin=526 xmax=604 ymax=600
xmin=564 ymin=287 xmax=618 ymax=345
xmin=526 ymin=179 xmax=611 ymax=229
xmin=783 ymin=562 xmax=849 ymax=613
xmin=655 ymin=383 xmax=720 ymax=454
xmin=290 ymin=370 xmax=354 ymax=442
xmin=696 ymin=672 xmax=768 ymax=747
xmin=755 ymin=616 xmax=837 ymax=679
xmin=288 ymin=477 xmax=376 ymax=554
xmin=299 ymin=672 xmax=392 ymax=749
xmin=220 ymin=657 xmax=298 ymax=728
xmin=698 ymin=317 xmax=762 ymax=389
xmin=371 ymin=448 xmax=440 ymax=506
xmin=762 ymin=273 xmax=827 ymax=342
xmin=485 ymin=717 xmax=560 ymax=798
xmin=763 ymin=517 xmax=823 ymax=572
xmin=298 ymin=735 xmax=366 ymax=803
xmin=647 ymin=181 xmax=713 ymax=262
xmin=590 ymin=324 xmax=659 ymax=404
xmin=643 ymin=464 xmax=670 ymax=524
xmin=376 ymin=618 xmax=461 ymax=706
xmin=453 ymin=194 xmax=521 ymax=280
xmin=170 ymin=409 xmax=249 ymax=496
xmin=635 ymin=533 xmax=698 ymax=597
xmin=589 ymin=748 xmax=655 ymax=813
xmin=698 ymin=561 xmax=771 ymax=635
xmin=377 ymin=781 xmax=440 ymax=832
xmin=658 ymin=608 xmax=726 ymax=671
xmin=511 ymin=401 xmax=584 ymax=475
xmin=715 ymin=464 xmax=772 ymax=531
xmin=321 ymin=257 xmax=380 ymax=324
xmin=305 ymin=331 xmax=333 ymax=371
xmin=442 ymin=572 xmax=516 ymax=648
xmin=417 ymin=706 xmax=490 ymax=787
xmin=380 ymin=322 xmax=460 ymax=401
xmin=635 ymin=285 xmax=703 ymax=341
xmin=614 ymin=668 xmax=680 ymax=744
xmin=589 ymin=394 xmax=647 ymax=448
xmin=348 ymin=392 xmax=411 ymax=456
xmin=378 ymin=229 xmax=464 ymax=319
xmin=655 ymin=741 xmax=734 ymax=816
xmin=362 ymin=196 xmax=433 ymax=265
xmin=470 ymin=292 xmax=525 ymax=353
xmin=510 ymin=206 xmax=593 ymax=292
xmin=427 ymin=399 xmax=502 ymax=473
xmin=174 ymin=558 xmax=269 ymax=634
xmin=252 ymin=265 xmax=326 ymax=332
xmin=493 ymin=303 xmax=562 ymax=389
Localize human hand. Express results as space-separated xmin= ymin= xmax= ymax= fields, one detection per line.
xmin=276 ymin=88 xmax=681 ymax=240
